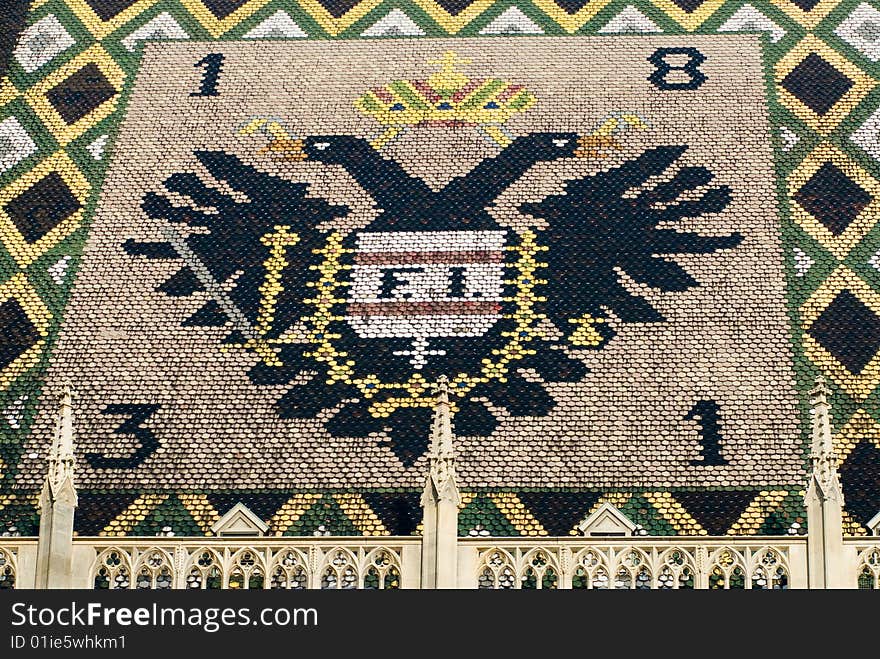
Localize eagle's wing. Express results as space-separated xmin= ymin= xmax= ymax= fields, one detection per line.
xmin=519 ymin=145 xmax=741 ymax=337
xmin=129 ymin=150 xmax=348 ymax=336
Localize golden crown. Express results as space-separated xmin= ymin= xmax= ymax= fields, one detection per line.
xmin=355 ymin=51 xmax=537 ymax=148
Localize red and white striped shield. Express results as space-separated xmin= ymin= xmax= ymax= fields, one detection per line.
xmin=346 ymin=230 xmax=508 ymax=367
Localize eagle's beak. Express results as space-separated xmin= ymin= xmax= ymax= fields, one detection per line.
xmin=574 ymin=134 xmax=620 ymax=159
xmin=259 ymin=138 xmax=307 ymax=161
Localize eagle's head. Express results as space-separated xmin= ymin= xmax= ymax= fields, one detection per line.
xmin=301 ymin=135 xmax=374 ymax=164
xmin=511 ymin=132 xmax=581 ymax=161
xmin=510 ymin=131 xmax=620 ymax=162
xmin=256 ymin=134 xmax=374 ymax=164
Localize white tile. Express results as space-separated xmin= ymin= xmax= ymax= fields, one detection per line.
xmin=243 ymin=10 xmax=308 ymax=39
xmin=48 ymin=255 xmax=72 ymax=285
xmin=86 ymin=134 xmax=109 ymax=161
xmin=835 ymin=2 xmax=880 ymax=62
xmin=0 ymin=117 xmax=37 ymax=175
xmin=13 ymin=14 xmax=75 ymax=74
xmin=361 ymin=9 xmax=425 ymax=37
xmin=599 ymin=6 xmax=661 ymax=34
xmin=779 ymin=126 xmax=799 ymax=152
xmin=3 ymin=396 xmax=27 ymax=430
xmin=718 ymin=4 xmax=786 ymax=43
xmin=480 ymin=7 xmax=544 ymax=35
xmin=793 ymin=247 xmax=814 ymax=277
xmin=121 ymin=12 xmax=189 ymax=52
xmin=851 ymin=102 xmax=880 ymax=162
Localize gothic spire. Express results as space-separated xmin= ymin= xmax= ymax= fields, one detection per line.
xmin=47 ymin=381 xmax=76 ymax=495
xmin=422 ymin=375 xmax=460 ymax=506
xmin=807 ymin=375 xmax=843 ymax=504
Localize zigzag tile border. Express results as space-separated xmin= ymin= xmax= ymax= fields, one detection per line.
xmin=0 ymin=487 xmax=817 ymax=537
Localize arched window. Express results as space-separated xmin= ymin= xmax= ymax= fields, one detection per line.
xmin=0 ymin=548 xmax=15 ymax=589
xmin=134 ymin=548 xmax=174 ymax=589
xmin=477 ymin=549 xmax=516 ymax=589
xmin=750 ymin=548 xmax=789 ymax=590
xmin=93 ymin=549 xmax=132 ymax=589
xmin=657 ymin=548 xmax=695 ymax=589
xmin=363 ymin=549 xmax=401 ymax=589
xmin=857 ymin=548 xmax=880 ymax=590
xmin=519 ymin=549 xmax=558 ymax=589
xmin=613 ymin=548 xmax=651 ymax=589
xmin=270 ymin=549 xmax=309 ymax=589
xmin=320 ymin=548 xmax=358 ymax=589
xmin=707 ymin=547 xmax=747 ymax=589
xmin=185 ymin=549 xmax=223 ymax=589
xmin=572 ymin=549 xmax=610 ymax=589
xmin=228 ymin=549 xmax=266 ymax=589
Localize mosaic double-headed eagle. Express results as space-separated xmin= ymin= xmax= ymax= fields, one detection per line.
xmin=126 ymin=53 xmax=741 ymax=465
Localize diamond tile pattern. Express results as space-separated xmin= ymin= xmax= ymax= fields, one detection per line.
xmin=73 ymin=493 xmax=139 ymax=535
xmin=3 ymin=172 xmax=82 ymax=243
xmin=518 ymin=492 xmax=602 ymax=535
xmin=362 ymin=493 xmax=423 ymax=535
xmin=0 ymin=298 xmax=39 ymax=370
xmin=45 ymin=63 xmax=117 ymax=124
xmin=839 ymin=438 xmax=880 ymax=527
xmin=781 ymin=52 xmax=854 ymax=115
xmin=793 ymin=161 xmax=871 ymax=236
xmin=809 ymin=289 xmax=880 ymax=374
xmin=673 ymin=490 xmax=757 ymax=535
xmin=835 ymin=2 xmax=880 ymax=62
xmin=12 ymin=13 xmax=76 ymax=75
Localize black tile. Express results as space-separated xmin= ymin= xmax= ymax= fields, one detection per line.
xmin=45 ymin=62 xmax=117 ymax=125
xmin=82 ymin=0 xmax=140 ymax=21
xmin=781 ymin=53 xmax=853 ymax=116
xmin=669 ymin=0 xmax=706 ymax=12
xmin=552 ymin=0 xmax=593 ymax=14
xmin=0 ymin=498 xmax=38 ymax=535
xmin=201 ymin=0 xmax=250 ymax=19
xmin=205 ymin=493 xmax=291 ymax=522
xmin=840 ymin=439 xmax=880 ymax=529
xmin=793 ymin=162 xmax=871 ymax=236
xmin=673 ymin=491 xmax=757 ymax=536
xmin=362 ymin=493 xmax=422 ymax=535
xmin=3 ymin=172 xmax=82 ymax=243
xmin=0 ymin=298 xmax=40 ymax=370
xmin=788 ymin=0 xmax=820 ymax=11
xmin=809 ymin=290 xmax=880 ymax=374
xmin=518 ymin=492 xmax=601 ymax=536
xmin=434 ymin=0 xmax=477 ymax=15
xmin=73 ymin=494 xmax=139 ymax=535
xmin=312 ymin=0 xmax=360 ymax=18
